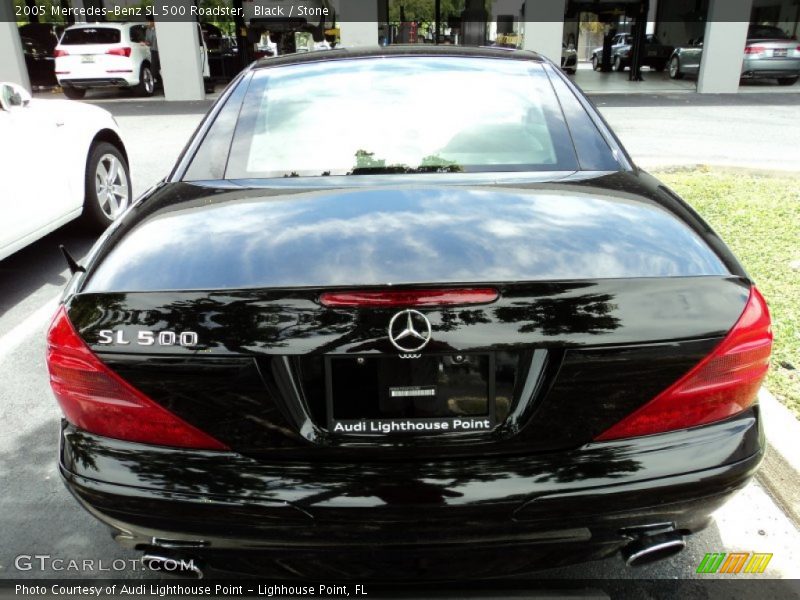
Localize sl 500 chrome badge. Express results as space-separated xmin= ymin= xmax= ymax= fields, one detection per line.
xmin=97 ymin=330 xmax=199 ymax=347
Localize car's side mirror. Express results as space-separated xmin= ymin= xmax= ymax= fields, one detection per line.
xmin=0 ymin=82 xmax=32 ymax=110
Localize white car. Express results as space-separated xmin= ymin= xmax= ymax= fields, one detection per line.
xmin=0 ymin=82 xmax=130 ymax=262
xmin=55 ymin=22 xmax=214 ymax=99
xmin=54 ymin=22 xmax=154 ymax=99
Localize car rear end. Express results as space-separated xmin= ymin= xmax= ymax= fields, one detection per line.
xmin=49 ymin=49 xmax=770 ymax=579
xmin=55 ymin=24 xmax=140 ymax=91
xmin=637 ymin=36 xmax=673 ymax=70
xmin=742 ymin=38 xmax=800 ymax=83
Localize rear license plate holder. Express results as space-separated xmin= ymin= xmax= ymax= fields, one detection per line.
xmin=773 ymin=49 xmax=788 ymax=57
xmin=325 ymin=353 xmax=496 ymax=436
xmin=81 ymin=55 xmax=96 ymax=63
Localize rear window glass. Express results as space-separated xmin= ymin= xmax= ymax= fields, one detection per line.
xmin=223 ymin=56 xmax=579 ymax=179
xmin=61 ymin=28 xmax=121 ymax=45
xmin=130 ymin=25 xmax=146 ymax=44
xmin=748 ymin=26 xmax=790 ymax=39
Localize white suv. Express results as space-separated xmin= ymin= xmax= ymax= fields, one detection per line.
xmin=55 ymin=23 xmax=154 ymax=99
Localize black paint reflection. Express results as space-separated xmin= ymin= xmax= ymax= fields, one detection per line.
xmin=62 ymin=411 xmax=760 ymax=525
xmin=83 ymin=182 xmax=729 ymax=293
xmin=71 ymin=278 xmax=748 ymax=357
xmin=495 ymin=290 xmax=619 ymax=336
xmin=65 ymin=277 xmax=750 ymax=455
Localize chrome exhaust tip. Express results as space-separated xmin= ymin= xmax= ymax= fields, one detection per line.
xmin=141 ymin=554 xmax=204 ymax=579
xmin=621 ymin=533 xmax=686 ymax=567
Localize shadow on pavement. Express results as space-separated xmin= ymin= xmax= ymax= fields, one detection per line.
xmin=0 ymin=222 xmax=98 ymax=319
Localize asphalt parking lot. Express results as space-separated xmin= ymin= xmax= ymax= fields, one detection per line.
xmin=1 ymin=90 xmax=799 ymax=595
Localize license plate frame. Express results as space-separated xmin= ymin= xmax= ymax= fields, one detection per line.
xmin=81 ymin=55 xmax=96 ymax=63
xmin=773 ymin=49 xmax=788 ymax=57
xmin=325 ymin=353 xmax=497 ymax=437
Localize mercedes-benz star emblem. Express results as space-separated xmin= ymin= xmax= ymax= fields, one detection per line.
xmin=388 ymin=309 xmax=432 ymax=353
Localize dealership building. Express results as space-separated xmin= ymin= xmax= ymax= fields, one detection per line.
xmin=2 ymin=0 xmax=799 ymax=100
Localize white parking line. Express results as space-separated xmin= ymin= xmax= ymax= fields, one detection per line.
xmin=0 ymin=297 xmax=60 ymax=363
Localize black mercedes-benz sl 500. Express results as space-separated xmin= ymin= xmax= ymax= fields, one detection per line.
xmin=48 ymin=47 xmax=771 ymax=579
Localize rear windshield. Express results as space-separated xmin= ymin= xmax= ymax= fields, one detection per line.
xmin=222 ymin=57 xmax=580 ymax=178
xmin=60 ymin=28 xmax=121 ymax=45
xmin=748 ymin=26 xmax=790 ymax=39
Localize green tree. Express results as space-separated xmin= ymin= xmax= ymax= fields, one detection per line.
xmin=388 ymin=0 xmax=467 ymax=24
xmin=198 ymin=0 xmax=235 ymax=36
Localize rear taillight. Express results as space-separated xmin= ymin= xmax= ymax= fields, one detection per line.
xmin=319 ymin=288 xmax=499 ymax=308
xmin=744 ymin=46 xmax=766 ymax=54
xmin=106 ymin=47 xmax=132 ymax=57
xmin=596 ymin=287 xmax=771 ymax=441
xmin=46 ymin=307 xmax=228 ymax=450
xmin=54 ymin=49 xmax=68 ymax=57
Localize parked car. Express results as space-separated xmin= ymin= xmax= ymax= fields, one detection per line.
xmin=592 ymin=33 xmax=674 ymax=72
xmin=18 ymin=22 xmax=62 ymax=53
xmin=55 ymin=22 xmax=213 ymax=98
xmin=55 ymin=23 xmax=154 ymax=98
xmin=561 ymin=42 xmax=577 ymax=74
xmin=202 ymin=23 xmax=239 ymax=80
xmin=21 ymin=36 xmax=56 ymax=87
xmin=0 ymin=81 xmax=130 ymax=261
xmin=49 ymin=47 xmax=770 ymax=579
xmin=18 ymin=22 xmax=63 ymax=87
xmin=669 ymin=26 xmax=800 ymax=86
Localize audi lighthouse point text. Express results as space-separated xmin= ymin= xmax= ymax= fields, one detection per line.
xmin=43 ymin=47 xmax=771 ymax=579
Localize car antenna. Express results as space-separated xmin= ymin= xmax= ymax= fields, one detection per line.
xmin=59 ymin=245 xmax=85 ymax=275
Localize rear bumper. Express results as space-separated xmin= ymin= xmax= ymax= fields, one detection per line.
xmin=741 ymin=58 xmax=800 ymax=78
xmin=58 ymin=77 xmax=137 ymax=88
xmin=59 ymin=410 xmax=764 ymax=578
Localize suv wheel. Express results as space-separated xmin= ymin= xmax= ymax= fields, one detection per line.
xmin=134 ymin=64 xmax=155 ymax=97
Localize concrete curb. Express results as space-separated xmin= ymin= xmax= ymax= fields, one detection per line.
xmin=757 ymin=388 xmax=800 ymax=527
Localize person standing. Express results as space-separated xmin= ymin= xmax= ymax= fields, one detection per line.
xmin=144 ymin=15 xmax=160 ymax=86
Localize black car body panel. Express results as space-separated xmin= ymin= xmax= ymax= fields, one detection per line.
xmin=64 ymin=172 xmax=749 ymax=458
xmin=81 ymin=176 xmax=730 ymax=291
xmin=50 ymin=47 xmax=767 ymax=579
xmin=61 ymin=411 xmax=763 ymax=578
xmin=67 ymin=277 xmax=745 ymax=457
